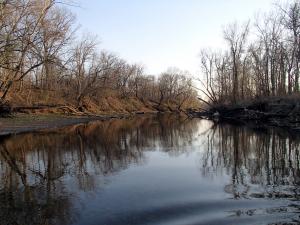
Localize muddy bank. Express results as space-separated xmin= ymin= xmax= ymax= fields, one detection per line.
xmin=190 ymin=97 xmax=300 ymax=130
xmin=0 ymin=106 xmax=191 ymax=136
xmin=0 ymin=114 xmax=131 ymax=136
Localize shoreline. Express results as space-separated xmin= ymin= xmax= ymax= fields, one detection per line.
xmin=0 ymin=113 xmax=132 ymax=137
xmin=3 ymin=104 xmax=298 ymax=138
xmin=0 ymin=108 xmax=192 ymax=137
xmin=190 ymin=97 xmax=300 ymax=131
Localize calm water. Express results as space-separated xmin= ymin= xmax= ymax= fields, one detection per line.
xmin=0 ymin=115 xmax=300 ymax=225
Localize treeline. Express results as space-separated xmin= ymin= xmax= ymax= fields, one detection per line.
xmin=0 ymin=0 xmax=197 ymax=112
xmin=200 ymin=0 xmax=300 ymax=105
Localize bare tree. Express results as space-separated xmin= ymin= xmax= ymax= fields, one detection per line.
xmin=35 ymin=5 xmax=76 ymax=89
xmin=281 ymin=1 xmax=300 ymax=92
xmin=0 ymin=0 xmax=56 ymax=100
xmin=223 ymin=21 xmax=250 ymax=103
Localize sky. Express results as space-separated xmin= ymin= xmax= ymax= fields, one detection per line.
xmin=71 ymin=0 xmax=276 ymax=75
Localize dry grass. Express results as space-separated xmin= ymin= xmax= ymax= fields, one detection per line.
xmin=3 ymin=86 xmax=200 ymax=116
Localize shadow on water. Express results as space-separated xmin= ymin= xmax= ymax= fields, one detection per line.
xmin=201 ymin=123 xmax=300 ymax=224
xmin=202 ymin=124 xmax=300 ymax=197
xmin=0 ymin=115 xmax=300 ymax=225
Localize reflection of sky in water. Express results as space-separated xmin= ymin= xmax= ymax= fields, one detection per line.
xmin=0 ymin=115 xmax=299 ymax=225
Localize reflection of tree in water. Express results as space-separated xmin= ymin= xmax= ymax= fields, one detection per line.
xmin=0 ymin=114 xmax=198 ymax=225
xmin=201 ymin=124 xmax=300 ymax=200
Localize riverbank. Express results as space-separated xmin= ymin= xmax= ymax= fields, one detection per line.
xmin=0 ymin=110 xmax=191 ymax=136
xmin=0 ymin=113 xmax=132 ymax=136
xmin=191 ymin=96 xmax=300 ymax=130
xmin=0 ymin=95 xmax=198 ymax=136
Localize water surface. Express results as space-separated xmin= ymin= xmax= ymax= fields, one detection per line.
xmin=0 ymin=115 xmax=300 ymax=225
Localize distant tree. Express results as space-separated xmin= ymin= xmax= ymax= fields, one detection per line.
xmin=223 ymin=21 xmax=250 ymax=103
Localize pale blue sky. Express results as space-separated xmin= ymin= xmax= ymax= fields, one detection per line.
xmin=72 ymin=0 xmax=275 ymax=75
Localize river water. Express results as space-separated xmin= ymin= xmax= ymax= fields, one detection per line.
xmin=0 ymin=115 xmax=300 ymax=225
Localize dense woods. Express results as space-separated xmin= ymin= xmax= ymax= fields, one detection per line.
xmin=0 ymin=0 xmax=198 ymax=114
xmin=200 ymin=0 xmax=300 ymax=105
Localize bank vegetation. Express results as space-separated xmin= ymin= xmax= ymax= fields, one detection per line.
xmin=198 ymin=0 xmax=300 ymax=127
xmin=0 ymin=0 xmax=199 ymax=116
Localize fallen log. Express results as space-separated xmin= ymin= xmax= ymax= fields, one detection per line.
xmin=12 ymin=104 xmax=65 ymax=112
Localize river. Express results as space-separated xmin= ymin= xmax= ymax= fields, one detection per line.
xmin=0 ymin=115 xmax=299 ymax=225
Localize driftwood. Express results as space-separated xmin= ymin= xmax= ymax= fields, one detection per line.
xmin=11 ymin=104 xmax=89 ymax=116
xmin=12 ymin=104 xmax=65 ymax=111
